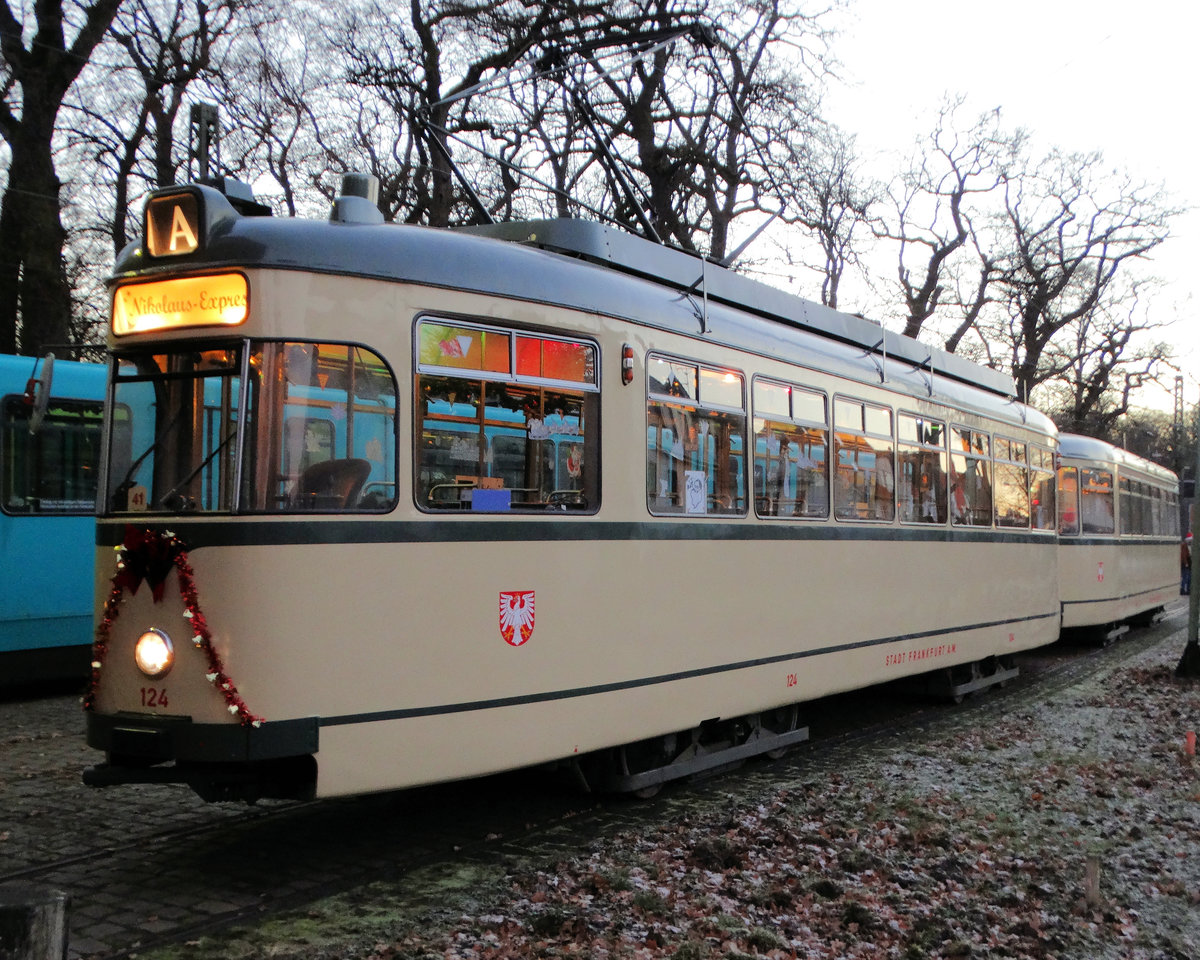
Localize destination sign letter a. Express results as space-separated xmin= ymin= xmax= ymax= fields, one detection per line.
xmin=146 ymin=191 xmax=200 ymax=258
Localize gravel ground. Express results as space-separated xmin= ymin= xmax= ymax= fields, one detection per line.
xmin=139 ymin=627 xmax=1199 ymax=960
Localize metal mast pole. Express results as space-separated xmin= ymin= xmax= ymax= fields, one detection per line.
xmin=1179 ymin=388 xmax=1199 ymax=676
xmin=189 ymin=104 xmax=220 ymax=183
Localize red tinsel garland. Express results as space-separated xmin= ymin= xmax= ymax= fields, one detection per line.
xmin=83 ymin=526 xmax=264 ymax=727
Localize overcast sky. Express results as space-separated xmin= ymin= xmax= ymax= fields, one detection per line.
xmin=823 ymin=0 xmax=1199 ymax=413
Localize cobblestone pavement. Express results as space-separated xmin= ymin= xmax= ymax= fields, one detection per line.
xmin=0 ymin=682 xmax=663 ymax=959
xmin=0 ymin=602 xmax=1193 ymax=959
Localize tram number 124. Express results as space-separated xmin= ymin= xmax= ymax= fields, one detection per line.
xmin=140 ymin=687 xmax=169 ymax=708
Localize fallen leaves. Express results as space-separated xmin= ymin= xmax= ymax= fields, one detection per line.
xmin=343 ymin=644 xmax=1200 ymax=960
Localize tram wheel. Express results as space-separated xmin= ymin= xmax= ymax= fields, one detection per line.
xmin=994 ymin=656 xmax=1015 ymax=688
xmin=615 ymin=735 xmax=677 ymax=799
xmin=759 ymin=705 xmax=801 ymax=760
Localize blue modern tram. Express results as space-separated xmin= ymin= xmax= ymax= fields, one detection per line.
xmin=0 ymin=353 xmax=108 ymax=686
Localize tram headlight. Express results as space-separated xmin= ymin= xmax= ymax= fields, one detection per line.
xmin=134 ymin=629 xmax=174 ymax=678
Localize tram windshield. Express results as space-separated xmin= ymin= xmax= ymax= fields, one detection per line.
xmin=105 ymin=341 xmax=397 ymax=514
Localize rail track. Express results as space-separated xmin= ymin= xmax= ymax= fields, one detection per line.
xmin=0 ymin=601 xmax=1189 ymax=960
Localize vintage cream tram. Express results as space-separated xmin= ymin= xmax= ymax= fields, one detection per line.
xmin=1056 ymin=433 xmax=1180 ymax=641
xmin=83 ymin=175 xmax=1061 ymax=801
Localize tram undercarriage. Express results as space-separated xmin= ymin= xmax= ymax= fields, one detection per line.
xmin=577 ymin=704 xmax=810 ymax=798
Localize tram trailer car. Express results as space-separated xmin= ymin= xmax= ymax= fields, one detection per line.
xmin=83 ymin=175 xmax=1062 ymax=802
xmin=0 ymin=354 xmax=107 ymax=687
xmin=1056 ymin=433 xmax=1181 ymax=641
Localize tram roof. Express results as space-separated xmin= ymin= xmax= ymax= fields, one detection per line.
xmin=114 ymin=183 xmax=1027 ymax=413
xmin=457 ymin=218 xmax=1017 ymax=400
xmin=1058 ymin=432 xmax=1178 ymax=483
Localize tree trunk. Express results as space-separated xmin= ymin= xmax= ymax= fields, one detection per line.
xmin=0 ymin=123 xmax=73 ymax=356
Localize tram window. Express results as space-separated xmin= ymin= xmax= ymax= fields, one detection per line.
xmin=647 ymin=355 xmax=745 ymax=517
xmin=415 ymin=319 xmax=598 ymax=513
xmin=2 ymin=394 xmax=109 ymax=515
xmin=1028 ymin=445 xmax=1055 ymax=531
xmin=419 ymin=321 xmax=511 ymax=374
xmin=896 ymin=413 xmax=946 ymax=524
xmin=107 ymin=342 xmax=399 ymax=515
xmin=949 ymin=427 xmax=992 ymax=526
xmin=1139 ymin=482 xmax=1152 ymax=536
xmin=833 ymin=397 xmax=864 ymax=432
xmin=1079 ymin=468 xmax=1115 ymax=535
xmin=648 ymin=356 xmax=697 ymax=402
xmin=1119 ymin=478 xmax=1132 ymax=535
xmin=1057 ymin=466 xmax=1080 ymax=535
xmin=1120 ymin=479 xmax=1155 ymax=537
xmin=265 ymin=343 xmax=397 ymax=512
xmin=700 ymin=367 xmax=744 ymax=410
xmin=833 ymin=398 xmax=893 ymax=521
xmin=1165 ymin=491 xmax=1180 ymax=537
xmin=752 ymin=378 xmax=828 ymax=519
xmin=993 ymin=437 xmax=1029 ymax=528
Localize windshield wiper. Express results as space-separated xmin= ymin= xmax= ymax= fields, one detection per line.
xmin=158 ymin=427 xmax=239 ymax=512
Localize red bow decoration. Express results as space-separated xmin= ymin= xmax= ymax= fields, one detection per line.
xmin=114 ymin=525 xmax=186 ymax=602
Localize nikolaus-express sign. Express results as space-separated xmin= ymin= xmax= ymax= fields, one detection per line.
xmin=111 ymin=273 xmax=248 ymax=335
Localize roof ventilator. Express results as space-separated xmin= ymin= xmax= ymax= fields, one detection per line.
xmin=331 ymin=173 xmax=384 ymax=225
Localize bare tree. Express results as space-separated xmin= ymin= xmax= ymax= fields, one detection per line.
xmin=875 ymin=100 xmax=1018 ymax=345
xmin=781 ymin=122 xmax=873 ymax=308
xmin=1108 ymin=405 xmax=1179 ymax=469
xmin=560 ymin=0 xmax=834 ymax=260
xmin=1036 ymin=275 xmax=1174 ymax=436
xmin=218 ymin=5 xmax=344 ymax=217
xmin=63 ymin=0 xmax=246 ymax=259
xmin=990 ymin=148 xmax=1179 ymax=406
xmin=0 ymin=0 xmax=124 ymax=355
xmin=332 ymin=0 xmax=617 ymax=227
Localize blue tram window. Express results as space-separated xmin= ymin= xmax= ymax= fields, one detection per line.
xmin=2 ymin=396 xmax=105 ymax=515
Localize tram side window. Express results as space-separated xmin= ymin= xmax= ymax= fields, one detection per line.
xmin=2 ymin=394 xmax=109 ymax=514
xmin=1120 ymin=479 xmax=1157 ymax=537
xmin=415 ymin=319 xmax=599 ymax=513
xmin=896 ymin=413 xmax=947 ymax=524
xmin=993 ymin=438 xmax=1029 ymax=528
xmin=260 ymin=343 xmax=398 ymax=512
xmin=647 ymin=356 xmax=746 ymax=516
xmin=949 ymin=427 xmax=992 ymax=526
xmin=752 ymin=378 xmax=828 ymax=519
xmin=1119 ymin=478 xmax=1133 ymax=535
xmin=1057 ymin=466 xmax=1080 ymax=535
xmin=1159 ymin=486 xmax=1172 ymax=537
xmin=1029 ymin=445 xmax=1056 ymax=531
xmin=1138 ymin=482 xmax=1153 ymax=536
xmin=1079 ymin=468 xmax=1115 ymax=535
xmin=833 ymin=398 xmax=894 ymax=521
xmin=1165 ymin=491 xmax=1181 ymax=538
